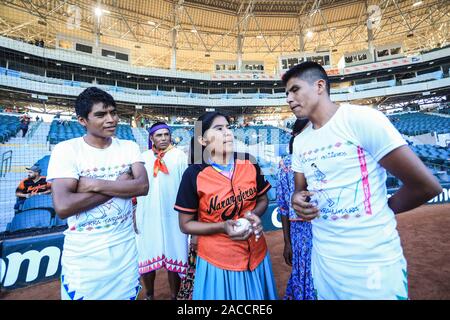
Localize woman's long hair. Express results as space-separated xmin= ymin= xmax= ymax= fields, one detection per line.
xmin=289 ymin=118 xmax=309 ymax=154
xmin=189 ymin=111 xmax=230 ymax=164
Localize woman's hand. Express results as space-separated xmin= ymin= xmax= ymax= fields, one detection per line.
xmin=224 ymin=220 xmax=253 ymax=241
xmin=245 ymin=212 xmax=263 ymax=241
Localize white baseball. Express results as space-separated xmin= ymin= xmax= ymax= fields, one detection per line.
xmin=233 ymin=218 xmax=251 ymax=233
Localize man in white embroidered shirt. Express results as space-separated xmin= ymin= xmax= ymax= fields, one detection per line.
xmin=47 ymin=87 xmax=149 ymax=300
xmin=285 ymin=61 xmax=442 ymax=300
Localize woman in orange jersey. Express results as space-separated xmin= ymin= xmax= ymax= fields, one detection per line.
xmin=174 ymin=112 xmax=277 ymax=300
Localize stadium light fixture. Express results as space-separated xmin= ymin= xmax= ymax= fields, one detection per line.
xmin=165 ymin=79 xmax=169 ymax=82
xmin=94 ymin=7 xmax=103 ymax=17
xmin=429 ymin=61 xmax=434 ymax=65
xmin=251 ymin=82 xmax=255 ymax=85
xmin=144 ymin=77 xmax=148 ymax=80
xmin=191 ymin=29 xmax=198 ymax=33
xmin=306 ymin=31 xmax=314 ymax=38
xmin=182 ymin=80 xmax=187 ymax=83
xmin=217 ymin=82 xmax=221 ymax=85
xmin=24 ymin=56 xmax=30 ymax=60
xmin=273 ymin=83 xmax=277 ymax=86
xmin=127 ymin=75 xmax=131 ymax=78
xmin=106 ymin=71 xmax=111 ymax=75
xmin=95 ymin=7 xmax=110 ymax=17
xmin=148 ymin=21 xmax=156 ymax=26
xmin=388 ymin=69 xmax=392 ymax=72
xmin=81 ymin=67 xmax=86 ymax=71
xmin=200 ymin=81 xmax=204 ymax=84
xmin=56 ymin=63 xmax=61 ymax=66
xmin=256 ymin=34 xmax=263 ymax=39
xmin=233 ymin=82 xmax=237 ymax=85
xmin=412 ymin=1 xmax=423 ymax=7
xmin=407 ymin=66 xmax=412 ymax=69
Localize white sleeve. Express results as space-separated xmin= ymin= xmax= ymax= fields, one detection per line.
xmin=46 ymin=142 xmax=79 ymax=181
xmin=349 ymin=107 xmax=407 ymax=162
xmin=129 ymin=142 xmax=144 ymax=164
xmin=291 ymin=137 xmax=305 ymax=173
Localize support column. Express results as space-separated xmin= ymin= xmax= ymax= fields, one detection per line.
xmin=94 ymin=0 xmax=101 ymax=48
xmin=237 ymin=34 xmax=243 ymax=72
xmin=366 ymin=1 xmax=375 ymax=56
xmin=171 ymin=28 xmax=177 ymax=71
xmin=299 ymin=31 xmax=305 ymax=52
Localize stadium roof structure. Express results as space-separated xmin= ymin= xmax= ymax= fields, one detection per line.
xmin=0 ymin=0 xmax=449 ymax=72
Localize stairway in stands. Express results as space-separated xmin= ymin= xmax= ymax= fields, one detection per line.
xmin=0 ymin=121 xmax=51 ymax=232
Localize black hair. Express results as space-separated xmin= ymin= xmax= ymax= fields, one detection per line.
xmin=75 ymin=87 xmax=117 ymax=119
xmin=281 ymin=61 xmax=330 ymax=96
xmin=289 ymin=118 xmax=309 ymax=154
xmin=189 ymin=111 xmax=230 ymax=164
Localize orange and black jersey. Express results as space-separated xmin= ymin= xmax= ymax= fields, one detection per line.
xmin=16 ymin=177 xmax=51 ymax=195
xmin=174 ymin=152 xmax=271 ymax=271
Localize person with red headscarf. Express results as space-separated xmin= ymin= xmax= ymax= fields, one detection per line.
xmin=135 ymin=122 xmax=189 ymax=300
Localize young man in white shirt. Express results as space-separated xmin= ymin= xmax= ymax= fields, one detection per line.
xmin=284 ymin=61 xmax=442 ymax=300
xmin=47 ymin=87 xmax=149 ymax=300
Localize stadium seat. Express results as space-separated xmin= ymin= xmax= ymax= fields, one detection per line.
xmin=0 ymin=114 xmax=21 ymax=143
xmin=21 ymin=194 xmax=54 ymax=215
xmin=388 ymin=112 xmax=450 ymax=136
xmin=47 ymin=120 xmax=136 ymax=143
xmin=34 ymin=155 xmax=51 ymax=176
xmin=6 ymin=209 xmax=53 ymax=232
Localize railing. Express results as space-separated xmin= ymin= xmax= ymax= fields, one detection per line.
xmin=0 ymin=150 xmax=12 ymax=178
xmin=26 ymin=120 xmax=41 ymax=143
xmin=401 ymin=70 xmax=444 ymax=85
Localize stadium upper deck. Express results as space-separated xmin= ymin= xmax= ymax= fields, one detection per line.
xmin=0 ymin=36 xmax=449 ymax=112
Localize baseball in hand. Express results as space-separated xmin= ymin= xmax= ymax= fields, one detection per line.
xmin=233 ymin=218 xmax=251 ymax=233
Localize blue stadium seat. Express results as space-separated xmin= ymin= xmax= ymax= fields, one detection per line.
xmin=0 ymin=114 xmax=21 ymax=143
xmin=388 ymin=112 xmax=450 ymax=136
xmin=6 ymin=209 xmax=53 ymax=232
xmin=34 ymin=155 xmax=51 ymax=176
xmin=47 ymin=120 xmax=136 ymax=143
xmin=21 ymin=194 xmax=54 ymax=214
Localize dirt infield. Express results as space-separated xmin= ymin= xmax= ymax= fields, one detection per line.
xmin=1 ymin=204 xmax=449 ymax=300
